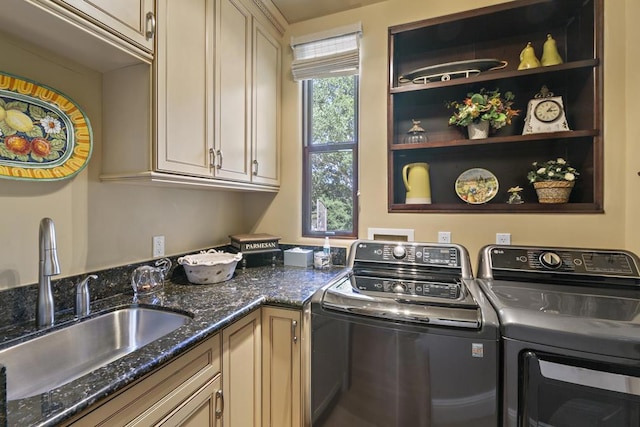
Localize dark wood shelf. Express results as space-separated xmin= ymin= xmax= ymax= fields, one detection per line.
xmin=389 ymin=202 xmax=603 ymax=214
xmin=390 ymin=129 xmax=599 ymax=150
xmin=387 ymin=0 xmax=603 ymax=214
xmin=390 ymin=59 xmax=599 ymax=94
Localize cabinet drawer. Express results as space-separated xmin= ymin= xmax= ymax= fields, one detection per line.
xmin=66 ymin=334 xmax=221 ymax=426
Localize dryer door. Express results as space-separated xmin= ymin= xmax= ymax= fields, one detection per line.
xmin=520 ymin=351 xmax=640 ymax=426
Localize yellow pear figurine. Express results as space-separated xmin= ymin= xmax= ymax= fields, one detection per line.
xmin=518 ymin=42 xmax=541 ymax=70
xmin=541 ymin=33 xmax=563 ymax=66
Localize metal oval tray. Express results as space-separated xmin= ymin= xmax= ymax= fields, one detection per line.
xmin=399 ymin=59 xmax=507 ymax=84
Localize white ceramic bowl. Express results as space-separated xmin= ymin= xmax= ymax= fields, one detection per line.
xmin=177 ymin=250 xmax=243 ymax=285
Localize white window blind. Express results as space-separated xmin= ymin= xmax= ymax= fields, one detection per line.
xmin=291 ymin=23 xmax=362 ymax=81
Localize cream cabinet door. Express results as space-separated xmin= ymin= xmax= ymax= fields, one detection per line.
xmin=57 ymin=0 xmax=155 ymax=52
xmin=251 ymin=21 xmax=281 ymax=186
xmin=156 ymin=375 xmax=222 ymax=427
xmin=222 ymin=309 xmax=262 ymax=427
xmin=214 ymin=0 xmax=253 ymax=182
xmin=155 ymin=0 xmax=215 ymax=177
xmin=262 ymin=307 xmax=301 ymax=427
xmin=65 ymin=334 xmax=221 ymax=426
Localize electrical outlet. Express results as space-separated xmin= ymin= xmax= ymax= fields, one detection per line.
xmin=153 ymin=235 xmax=165 ymax=257
xmin=438 ymin=231 xmax=451 ymax=243
xmin=496 ymin=233 xmax=511 ymax=245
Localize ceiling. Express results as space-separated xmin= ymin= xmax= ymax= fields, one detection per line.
xmin=270 ymin=0 xmax=387 ymax=24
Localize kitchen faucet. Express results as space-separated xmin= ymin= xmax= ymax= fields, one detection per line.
xmin=37 ymin=218 xmax=61 ymax=328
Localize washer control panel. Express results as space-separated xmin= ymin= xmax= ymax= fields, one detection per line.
xmin=351 ymin=275 xmax=460 ymax=299
xmin=489 ymin=246 xmax=640 ymax=278
xmin=353 ymin=241 xmax=460 ymax=268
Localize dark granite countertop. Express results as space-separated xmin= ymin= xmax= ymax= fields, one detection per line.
xmin=2 ymin=264 xmax=346 ymax=427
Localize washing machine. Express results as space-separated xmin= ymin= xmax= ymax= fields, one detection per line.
xmin=308 ymin=240 xmax=500 ymax=426
xmin=477 ymin=245 xmax=640 ymax=427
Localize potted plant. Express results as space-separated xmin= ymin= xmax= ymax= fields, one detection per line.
xmin=527 ymin=157 xmax=580 ymax=203
xmin=447 ymin=88 xmax=519 ymax=139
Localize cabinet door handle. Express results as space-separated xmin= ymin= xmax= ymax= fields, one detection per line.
xmin=216 ymin=150 xmax=223 ymax=169
xmin=209 ymin=148 xmax=215 ymax=170
xmin=252 ymin=159 xmax=259 ymax=176
xmin=215 ymin=389 xmax=224 ymax=419
xmin=145 ymin=12 xmax=156 ymax=40
xmin=292 ymin=320 xmax=298 ymax=344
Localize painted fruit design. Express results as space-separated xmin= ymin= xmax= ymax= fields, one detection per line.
xmin=0 ymin=98 xmax=67 ymax=163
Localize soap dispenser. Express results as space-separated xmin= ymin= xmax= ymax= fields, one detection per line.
xmin=323 ymin=237 xmax=331 ymax=256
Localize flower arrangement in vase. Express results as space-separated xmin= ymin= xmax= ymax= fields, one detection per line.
xmin=447 ymin=88 xmax=519 ymax=139
xmin=527 ymin=157 xmax=579 ymax=203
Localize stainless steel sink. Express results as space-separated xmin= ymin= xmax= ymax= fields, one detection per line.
xmin=0 ymin=306 xmax=192 ymax=401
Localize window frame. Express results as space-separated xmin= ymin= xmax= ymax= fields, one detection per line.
xmin=301 ymin=76 xmax=359 ymax=238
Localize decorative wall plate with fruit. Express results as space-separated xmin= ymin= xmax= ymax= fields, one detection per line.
xmin=0 ymin=71 xmax=92 ymax=181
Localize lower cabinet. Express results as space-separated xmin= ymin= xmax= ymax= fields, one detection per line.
xmin=155 ymin=376 xmax=222 ymax=427
xmin=261 ymin=307 xmax=302 ymax=427
xmin=63 ymin=306 xmax=302 ymax=427
xmin=64 ymin=332 xmax=222 ymax=426
xmin=222 ymin=309 xmax=262 ymax=427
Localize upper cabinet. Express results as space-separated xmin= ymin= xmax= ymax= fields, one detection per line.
xmin=155 ymin=0 xmax=213 ymax=178
xmin=215 ymin=0 xmax=254 ymax=182
xmin=101 ymin=0 xmax=283 ymax=191
xmin=214 ymin=0 xmax=281 ymax=186
xmin=388 ymin=0 xmax=603 ymax=213
xmin=55 ymin=0 xmax=156 ymax=53
xmin=2 ymin=0 xmax=282 ymax=191
xmin=251 ymin=19 xmax=281 ymax=186
xmin=1 ymin=0 xmax=154 ymax=71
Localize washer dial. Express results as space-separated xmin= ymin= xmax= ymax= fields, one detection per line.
xmin=539 ymin=251 xmax=562 ymax=269
xmin=392 ymin=245 xmax=407 ymax=259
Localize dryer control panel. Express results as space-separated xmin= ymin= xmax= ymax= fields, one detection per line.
xmin=488 ymin=246 xmax=640 ymax=278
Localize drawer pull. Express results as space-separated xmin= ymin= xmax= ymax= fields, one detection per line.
xmin=215 ymin=389 xmax=224 ymax=419
xmin=145 ymin=12 xmax=156 ymax=40
xmin=216 ymin=150 xmax=223 ymax=169
xmin=292 ymin=320 xmax=298 ymax=344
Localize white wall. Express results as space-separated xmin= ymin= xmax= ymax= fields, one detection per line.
xmin=250 ymin=0 xmax=640 ymax=261
xmin=0 ymin=33 xmax=247 ymax=290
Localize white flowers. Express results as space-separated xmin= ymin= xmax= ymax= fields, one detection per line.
xmin=40 ymin=116 xmax=62 ymax=134
xmin=528 ymin=157 xmax=580 ymax=183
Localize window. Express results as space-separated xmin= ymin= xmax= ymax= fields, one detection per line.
xmin=293 ymin=23 xmax=361 ymax=238
xmin=302 ymin=76 xmax=359 ymax=237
